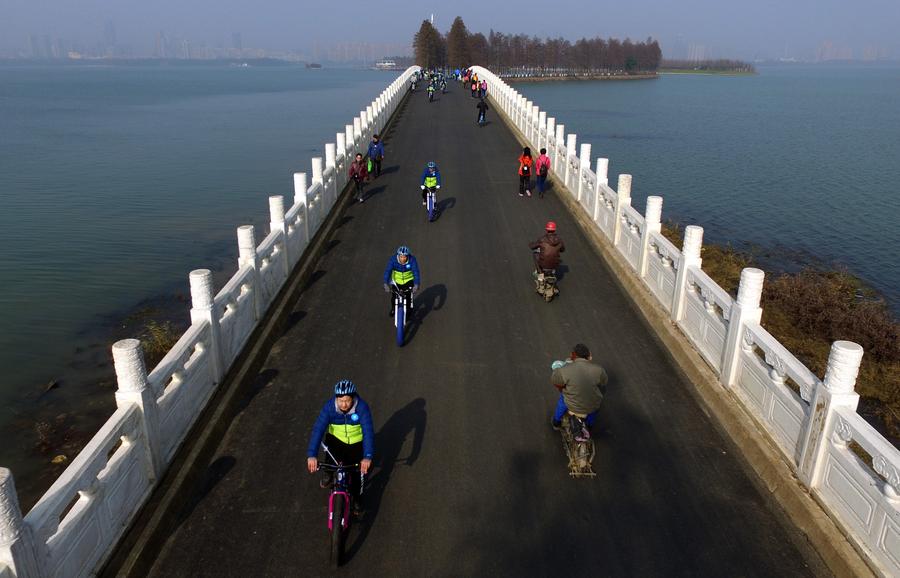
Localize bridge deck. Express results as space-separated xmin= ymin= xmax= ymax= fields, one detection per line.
xmin=143 ymin=83 xmax=829 ymax=576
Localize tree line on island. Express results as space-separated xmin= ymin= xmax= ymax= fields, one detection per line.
xmin=414 ymin=17 xmax=662 ymax=76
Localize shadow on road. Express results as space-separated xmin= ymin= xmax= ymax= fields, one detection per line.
xmin=380 ymin=165 xmax=400 ymax=176
xmin=405 ymin=284 xmax=447 ymax=344
xmin=345 ymin=398 xmax=427 ymax=562
xmin=435 ymin=196 xmax=456 ymax=220
xmin=362 ymin=185 xmax=387 ymax=201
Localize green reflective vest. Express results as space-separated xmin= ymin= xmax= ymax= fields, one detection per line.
xmin=328 ymin=422 xmax=363 ymax=445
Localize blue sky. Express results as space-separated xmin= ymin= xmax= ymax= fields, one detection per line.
xmin=3 ymin=0 xmax=899 ymax=60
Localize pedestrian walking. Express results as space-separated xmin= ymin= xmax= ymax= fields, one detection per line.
xmin=367 ymin=134 xmax=385 ymax=178
xmin=535 ymin=148 xmax=551 ymax=198
xmin=480 ymin=80 xmax=487 ymax=99
xmin=349 ymin=152 xmax=369 ymax=203
xmin=518 ymin=147 xmax=534 ymax=197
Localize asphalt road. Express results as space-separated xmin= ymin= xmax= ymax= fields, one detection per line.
xmin=144 ymin=83 xmax=831 ymax=577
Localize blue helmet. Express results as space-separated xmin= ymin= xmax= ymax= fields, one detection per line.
xmin=427 ymin=161 xmax=436 ymax=170
xmin=334 ymin=379 xmax=356 ymax=397
xmin=396 ymin=245 xmax=410 ymax=256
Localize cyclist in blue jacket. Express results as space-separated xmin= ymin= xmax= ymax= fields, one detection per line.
xmin=307 ymin=380 xmax=375 ymax=511
xmin=420 ymin=161 xmax=442 ymax=206
xmin=383 ymin=245 xmax=420 ymax=317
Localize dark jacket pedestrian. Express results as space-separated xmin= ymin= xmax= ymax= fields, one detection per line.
xmin=530 ymin=231 xmax=565 ymax=271
xmin=476 ymin=99 xmax=489 ymax=123
xmin=367 ymin=135 xmax=385 ymax=178
xmin=349 ymin=153 xmax=369 ymax=202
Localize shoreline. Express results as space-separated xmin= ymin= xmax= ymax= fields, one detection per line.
xmin=503 ymin=73 xmax=658 ymax=83
xmin=659 ymin=69 xmax=757 ymax=76
xmin=0 ymin=263 xmax=236 ymax=510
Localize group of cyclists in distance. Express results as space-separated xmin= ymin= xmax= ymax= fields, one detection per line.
xmin=307 ymin=66 xmax=609 ymax=517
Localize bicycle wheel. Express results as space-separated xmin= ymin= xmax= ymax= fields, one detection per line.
xmin=427 ymin=194 xmax=435 ymax=222
xmin=395 ymin=302 xmax=405 ymax=346
xmin=330 ymin=494 xmax=345 ymax=567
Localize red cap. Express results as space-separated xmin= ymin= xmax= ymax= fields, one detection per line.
xmin=545 ymin=221 xmax=557 ymax=232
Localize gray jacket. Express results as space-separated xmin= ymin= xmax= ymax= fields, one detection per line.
xmin=551 ymin=358 xmax=608 ymax=416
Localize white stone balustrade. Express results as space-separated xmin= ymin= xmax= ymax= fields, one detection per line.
xmin=470 ymin=64 xmax=898 ymax=576
xmin=0 ymin=65 xmax=421 ymax=578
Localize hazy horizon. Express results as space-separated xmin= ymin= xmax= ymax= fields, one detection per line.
xmin=3 ymin=0 xmax=899 ymax=62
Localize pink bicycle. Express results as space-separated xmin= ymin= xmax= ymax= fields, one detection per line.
xmin=317 ymin=443 xmax=364 ymax=567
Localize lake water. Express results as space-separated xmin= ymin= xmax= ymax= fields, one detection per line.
xmin=0 ymin=64 xmax=396 ymax=496
xmin=514 ymin=64 xmax=900 ymax=308
xmin=1 ymin=63 xmax=898 ymax=501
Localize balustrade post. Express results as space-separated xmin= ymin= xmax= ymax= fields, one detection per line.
xmin=237 ymin=225 xmax=263 ymax=320
xmin=345 ymin=125 xmax=355 ymax=157
xmin=268 ymin=195 xmax=290 ymax=274
xmin=352 ymin=118 xmax=362 ymax=150
xmin=577 ymin=143 xmax=591 ymax=202
xmin=564 ymin=134 xmax=577 ymax=193
xmin=325 ymin=144 xmax=337 ymax=208
xmin=537 ymin=111 xmax=547 ymax=152
xmin=359 ymin=111 xmax=369 ymax=142
xmin=545 ymin=118 xmax=555 ymax=165
xmin=335 ymin=134 xmax=346 ymax=189
xmin=189 ymin=269 xmax=226 ymax=383
xmin=594 ymin=158 xmax=609 ymax=221
xmin=671 ymin=225 xmax=703 ymax=322
xmin=553 ymin=125 xmax=565 ymax=173
xmin=524 ymin=102 xmax=533 ymax=141
xmin=612 ymin=174 xmax=632 ymax=246
xmin=292 ymin=172 xmax=310 ymax=246
xmin=716 ymin=268 xmax=764 ymax=384
xmin=798 ymin=341 xmax=863 ymax=487
xmin=365 ymin=105 xmax=374 ymax=134
xmin=112 ymin=339 xmax=163 ymax=478
xmin=639 ymin=196 xmax=662 ymax=278
xmin=0 ymin=469 xmax=42 ymax=578
xmin=311 ymin=156 xmax=325 ymax=225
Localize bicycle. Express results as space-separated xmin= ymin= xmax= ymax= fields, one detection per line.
xmin=532 ymin=250 xmax=559 ymax=302
xmin=317 ymin=443 xmax=364 ymax=567
xmin=421 ymin=185 xmax=438 ymax=222
xmin=560 ymin=412 xmax=596 ymax=477
xmin=391 ymin=281 xmax=414 ymax=346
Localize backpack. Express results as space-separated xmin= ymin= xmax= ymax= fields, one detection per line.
xmin=539 ymin=159 xmax=548 ymax=177
xmin=521 ymin=157 xmax=532 ymax=175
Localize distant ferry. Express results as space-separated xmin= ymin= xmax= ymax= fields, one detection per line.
xmin=375 ymin=59 xmax=400 ymax=71
xmin=306 ymin=62 xmax=322 ymax=69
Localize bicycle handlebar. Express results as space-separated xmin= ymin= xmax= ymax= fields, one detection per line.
xmin=317 ymin=463 xmax=361 ymax=472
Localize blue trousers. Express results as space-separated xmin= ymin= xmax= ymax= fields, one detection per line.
xmin=536 ymin=175 xmax=547 ymax=194
xmin=553 ymin=394 xmax=597 ymax=427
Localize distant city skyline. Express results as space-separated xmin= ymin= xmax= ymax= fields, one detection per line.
xmin=1 ymin=1 xmax=898 ymax=63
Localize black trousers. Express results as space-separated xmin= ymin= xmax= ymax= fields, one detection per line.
xmin=519 ymin=174 xmax=530 ymax=193
xmin=372 ymin=157 xmax=382 ymax=177
xmin=390 ymin=281 xmax=415 ymax=312
xmin=323 ymin=433 xmax=364 ymax=501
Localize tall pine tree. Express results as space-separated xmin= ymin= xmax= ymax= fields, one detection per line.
xmin=413 ymin=20 xmax=445 ymax=69
xmin=446 ymin=16 xmax=470 ymax=68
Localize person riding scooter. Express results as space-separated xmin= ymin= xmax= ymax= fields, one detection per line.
xmin=530 ymin=221 xmax=566 ymax=300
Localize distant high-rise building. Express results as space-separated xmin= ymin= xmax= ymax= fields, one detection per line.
xmin=232 ymin=32 xmax=242 ymax=51
xmin=687 ymin=43 xmax=708 ymax=62
xmin=155 ymin=31 xmax=169 ymax=58
xmin=29 ymin=34 xmax=42 ymax=58
xmin=103 ymin=21 xmax=117 ymax=51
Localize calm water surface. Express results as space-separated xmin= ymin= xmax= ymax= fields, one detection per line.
xmin=516 ymin=64 xmax=900 ymax=307
xmin=0 ymin=64 xmax=395 ymax=446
